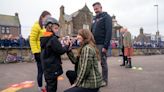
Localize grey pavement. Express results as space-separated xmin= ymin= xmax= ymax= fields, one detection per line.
xmin=0 ymin=55 xmax=164 ymax=92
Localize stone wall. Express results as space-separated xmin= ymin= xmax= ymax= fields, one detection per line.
xmin=0 ymin=47 xmax=33 ymax=63
xmin=111 ymin=48 xmax=164 ymax=56
xmin=0 ymin=47 xmax=164 ymax=63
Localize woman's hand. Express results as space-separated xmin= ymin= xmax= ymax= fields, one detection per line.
xmin=63 ymin=39 xmax=70 ymax=46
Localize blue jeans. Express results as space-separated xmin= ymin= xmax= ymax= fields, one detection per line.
xmin=34 ymin=53 xmax=43 ymax=87
xmin=97 ymin=45 xmax=108 ymax=83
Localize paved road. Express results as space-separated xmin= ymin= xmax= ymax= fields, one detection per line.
xmin=0 ymin=55 xmax=164 ymax=92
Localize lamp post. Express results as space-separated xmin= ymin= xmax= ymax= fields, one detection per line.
xmin=154 ymin=4 xmax=159 ymax=46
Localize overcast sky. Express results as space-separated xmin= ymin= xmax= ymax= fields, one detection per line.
xmin=0 ymin=0 xmax=164 ymax=38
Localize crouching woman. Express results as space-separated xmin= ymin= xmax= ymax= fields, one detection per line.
xmin=64 ymin=29 xmax=102 ymax=92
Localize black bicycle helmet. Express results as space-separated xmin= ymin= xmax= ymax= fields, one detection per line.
xmin=43 ymin=16 xmax=59 ymax=27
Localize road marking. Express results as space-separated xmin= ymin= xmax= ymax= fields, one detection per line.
xmin=1 ymin=81 xmax=34 ymax=92
xmin=58 ymin=76 xmax=64 ymax=80
xmin=1 ymin=87 xmax=21 ymax=92
xmin=0 ymin=76 xmax=64 ymax=92
xmin=1 ymin=77 xmax=64 ymax=92
xmin=20 ymin=81 xmax=34 ymax=88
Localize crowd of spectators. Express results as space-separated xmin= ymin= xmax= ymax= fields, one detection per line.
xmin=109 ymin=40 xmax=164 ymax=49
xmin=0 ymin=34 xmax=30 ymax=48
xmin=0 ymin=35 xmax=163 ymax=49
xmin=133 ymin=42 xmax=164 ymax=48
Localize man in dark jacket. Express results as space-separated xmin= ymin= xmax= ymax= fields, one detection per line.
xmin=91 ymin=2 xmax=112 ymax=86
xmin=40 ymin=16 xmax=70 ymax=92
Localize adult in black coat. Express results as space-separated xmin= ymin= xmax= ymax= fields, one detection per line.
xmin=91 ymin=2 xmax=112 ymax=86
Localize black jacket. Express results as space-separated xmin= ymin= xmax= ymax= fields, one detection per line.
xmin=91 ymin=12 xmax=112 ymax=49
xmin=40 ymin=34 xmax=68 ymax=77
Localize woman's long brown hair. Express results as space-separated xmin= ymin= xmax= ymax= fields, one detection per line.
xmin=78 ymin=29 xmax=100 ymax=60
xmin=39 ymin=11 xmax=51 ymax=29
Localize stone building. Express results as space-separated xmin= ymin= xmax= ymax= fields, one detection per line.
xmin=134 ymin=27 xmax=164 ymax=47
xmin=134 ymin=27 xmax=150 ymax=44
xmin=59 ymin=4 xmax=93 ymax=37
xmin=111 ymin=15 xmax=122 ymax=48
xmin=112 ymin=15 xmax=122 ymax=40
xmin=58 ymin=4 xmax=122 ymax=44
xmin=0 ymin=13 xmax=21 ymax=38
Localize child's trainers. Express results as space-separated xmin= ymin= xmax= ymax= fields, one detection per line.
xmin=41 ymin=88 xmax=47 ymax=92
xmin=38 ymin=87 xmax=42 ymax=92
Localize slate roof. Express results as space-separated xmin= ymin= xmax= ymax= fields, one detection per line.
xmin=134 ymin=33 xmax=150 ymax=43
xmin=0 ymin=14 xmax=20 ymax=27
xmin=63 ymin=4 xmax=92 ymax=22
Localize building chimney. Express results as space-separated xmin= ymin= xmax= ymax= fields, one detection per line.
xmin=140 ymin=27 xmax=143 ymax=34
xmin=60 ymin=5 xmax=65 ymax=16
xmin=15 ymin=12 xmax=18 ymax=16
xmin=156 ymin=31 xmax=160 ymax=36
xmin=112 ymin=15 xmax=116 ymax=19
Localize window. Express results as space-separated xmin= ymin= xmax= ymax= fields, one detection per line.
xmin=1 ymin=27 xmax=10 ymax=34
xmin=161 ymin=36 xmax=164 ymax=41
xmin=1 ymin=27 xmax=5 ymax=33
xmin=6 ymin=27 xmax=10 ymax=34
